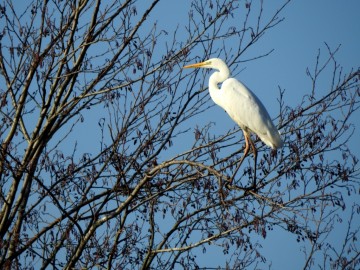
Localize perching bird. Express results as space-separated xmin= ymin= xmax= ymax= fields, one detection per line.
xmin=183 ymin=58 xmax=283 ymax=189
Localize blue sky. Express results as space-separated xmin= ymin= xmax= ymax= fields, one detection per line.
xmin=3 ymin=0 xmax=358 ymax=268
xmin=152 ymin=0 xmax=360 ymax=268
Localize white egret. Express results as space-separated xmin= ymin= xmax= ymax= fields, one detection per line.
xmin=183 ymin=58 xmax=283 ymax=189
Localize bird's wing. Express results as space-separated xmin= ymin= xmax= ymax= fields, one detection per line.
xmin=219 ymin=78 xmax=282 ymax=148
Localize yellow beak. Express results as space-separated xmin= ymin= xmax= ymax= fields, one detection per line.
xmin=183 ymin=60 xmax=211 ymax=69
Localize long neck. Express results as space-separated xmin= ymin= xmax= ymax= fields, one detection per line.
xmin=208 ymin=67 xmax=230 ymax=105
xmin=208 ymin=66 xmax=230 ymax=91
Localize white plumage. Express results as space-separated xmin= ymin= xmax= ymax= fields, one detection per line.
xmin=211 ymin=76 xmax=283 ymax=149
xmin=184 ymin=58 xmax=283 ymax=187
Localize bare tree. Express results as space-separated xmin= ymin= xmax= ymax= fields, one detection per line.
xmin=0 ymin=0 xmax=359 ymax=269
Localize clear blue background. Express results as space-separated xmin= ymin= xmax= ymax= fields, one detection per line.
xmin=5 ymin=0 xmax=358 ymax=268
xmin=152 ymin=0 xmax=360 ymax=268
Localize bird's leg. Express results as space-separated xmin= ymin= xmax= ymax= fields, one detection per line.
xmin=229 ymin=131 xmax=250 ymax=185
xmin=248 ymin=137 xmax=258 ymax=190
